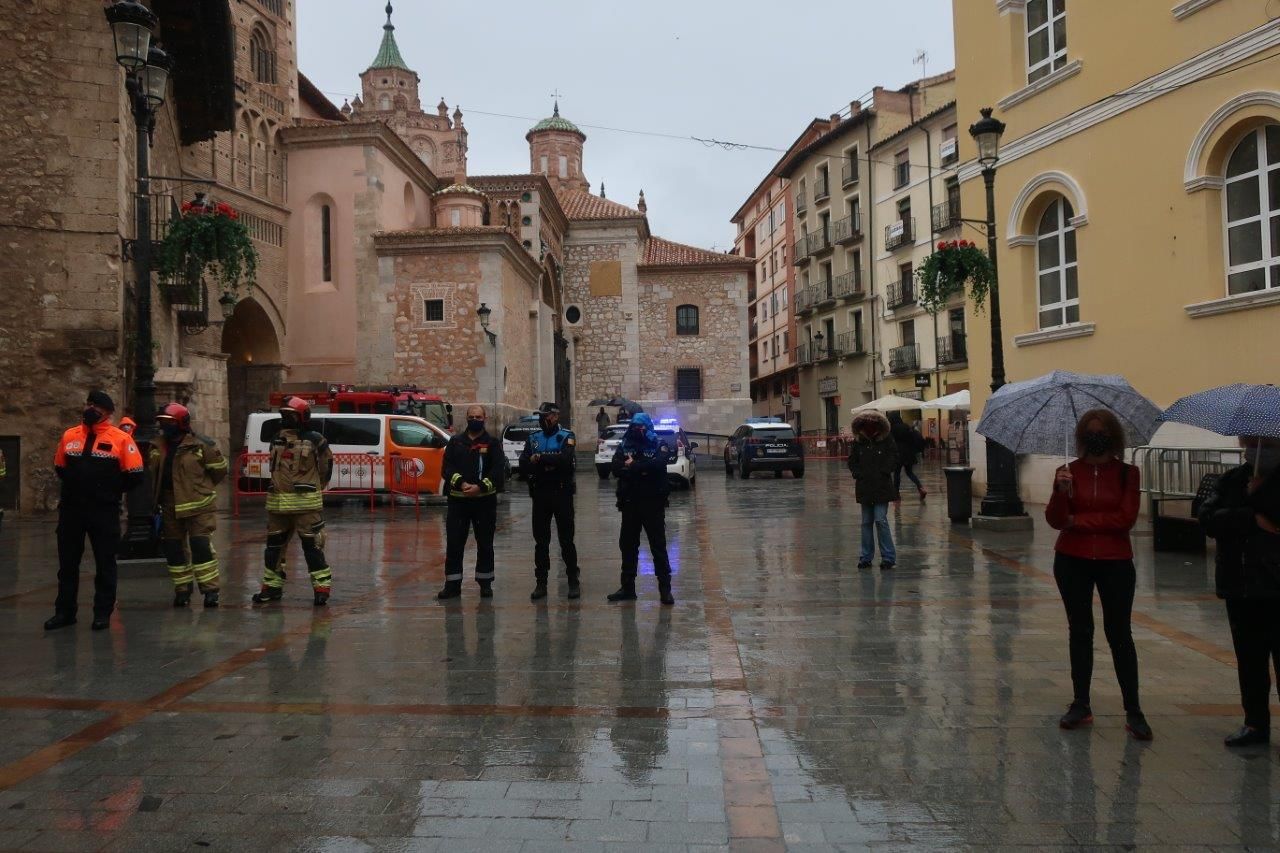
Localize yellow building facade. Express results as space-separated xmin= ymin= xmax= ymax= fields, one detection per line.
xmin=953 ymin=0 xmax=1280 ymax=499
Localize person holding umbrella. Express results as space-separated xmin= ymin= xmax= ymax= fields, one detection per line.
xmin=1045 ymin=409 xmax=1153 ymax=741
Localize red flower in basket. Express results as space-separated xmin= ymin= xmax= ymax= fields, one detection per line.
xmin=937 ymin=241 xmax=947 ymax=251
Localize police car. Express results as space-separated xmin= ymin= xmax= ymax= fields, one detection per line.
xmin=501 ymin=415 xmax=542 ymax=479
xmin=725 ymin=417 xmax=804 ymax=479
xmin=595 ymin=418 xmax=697 ymax=488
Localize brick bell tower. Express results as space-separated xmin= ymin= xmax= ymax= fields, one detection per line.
xmin=527 ymin=101 xmax=588 ymax=193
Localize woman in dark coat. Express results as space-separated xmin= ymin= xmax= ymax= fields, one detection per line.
xmin=848 ymin=411 xmax=899 ymax=570
xmin=1200 ymin=435 xmax=1280 ymax=747
xmin=888 ymin=411 xmax=927 ymax=501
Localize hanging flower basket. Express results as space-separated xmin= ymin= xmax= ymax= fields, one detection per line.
xmin=915 ymin=239 xmax=995 ymax=313
xmin=157 ymin=193 xmax=258 ymax=301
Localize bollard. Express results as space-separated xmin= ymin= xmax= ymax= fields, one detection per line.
xmin=944 ymin=466 xmax=974 ymax=524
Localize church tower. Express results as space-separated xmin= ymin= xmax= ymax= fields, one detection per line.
xmin=527 ymin=102 xmax=588 ymax=193
xmin=350 ymin=3 xmax=467 ymax=180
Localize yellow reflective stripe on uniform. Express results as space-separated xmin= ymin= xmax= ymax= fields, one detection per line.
xmin=167 ymin=564 xmax=194 ymax=586
xmin=481 ymin=478 xmax=493 ymax=491
xmin=192 ymin=559 xmax=219 ymax=584
xmin=450 ymin=473 xmax=462 ymax=486
xmin=204 ymin=459 xmax=228 ymax=470
xmin=174 ymin=493 xmax=217 ymax=514
xmin=266 ymin=492 xmax=324 ymax=512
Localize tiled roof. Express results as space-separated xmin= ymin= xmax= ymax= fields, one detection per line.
xmin=529 ymin=102 xmax=584 ymax=137
xmin=369 ymin=7 xmax=411 ymax=72
xmin=556 ymin=189 xmax=645 ymax=221
xmin=641 ymin=236 xmax=753 ymax=268
xmin=433 ymin=183 xmax=488 ymax=198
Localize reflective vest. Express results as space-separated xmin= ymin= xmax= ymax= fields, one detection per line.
xmin=267 ymin=428 xmax=332 ymax=513
xmin=54 ymin=423 xmax=144 ymax=507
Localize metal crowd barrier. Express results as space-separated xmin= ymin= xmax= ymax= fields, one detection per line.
xmin=233 ymin=451 xmax=377 ymax=517
xmin=387 ymin=453 xmax=423 ymax=521
xmin=1130 ymin=445 xmax=1244 ymax=552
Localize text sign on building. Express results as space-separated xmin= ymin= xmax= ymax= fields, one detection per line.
xmin=887 ymin=220 xmax=904 ymax=241
xmin=914 ymin=372 xmax=931 ymax=388
xmin=818 ymin=377 xmax=838 ymax=397
xmin=939 ymin=137 xmax=958 ymax=161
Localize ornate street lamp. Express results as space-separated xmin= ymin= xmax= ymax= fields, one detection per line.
xmin=218 ymin=291 xmax=238 ymax=321
xmin=104 ymin=0 xmax=156 ymax=71
xmin=477 ymin=303 xmax=498 ymax=418
xmin=813 ymin=330 xmax=825 ymax=358
xmin=140 ymin=42 xmax=173 ymax=108
xmin=967 ymin=107 xmax=1026 ymax=520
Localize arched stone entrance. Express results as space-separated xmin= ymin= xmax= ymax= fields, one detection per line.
xmin=221 ymin=297 xmax=284 ymax=452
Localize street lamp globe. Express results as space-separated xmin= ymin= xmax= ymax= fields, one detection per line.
xmin=141 ymin=42 xmax=174 ymax=108
xmin=476 ymin=302 xmax=492 ymax=329
xmin=104 ymin=0 xmax=157 ymax=72
xmin=218 ymin=291 xmax=238 ymax=321
xmin=968 ymin=107 xmax=1006 ymax=169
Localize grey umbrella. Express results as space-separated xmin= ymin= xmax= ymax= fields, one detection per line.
xmin=976 ymin=370 xmax=1162 ymax=457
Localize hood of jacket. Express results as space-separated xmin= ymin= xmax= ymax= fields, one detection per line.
xmin=622 ymin=412 xmax=657 ymax=451
xmin=852 ymin=410 xmax=891 ymax=439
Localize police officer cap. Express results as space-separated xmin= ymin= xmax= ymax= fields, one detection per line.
xmin=537 ymin=402 xmax=560 ymax=415
xmin=86 ymin=390 xmax=115 ymax=412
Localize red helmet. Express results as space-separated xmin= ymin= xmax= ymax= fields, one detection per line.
xmin=279 ymin=396 xmax=311 ymax=424
xmin=155 ymin=403 xmax=191 ymax=431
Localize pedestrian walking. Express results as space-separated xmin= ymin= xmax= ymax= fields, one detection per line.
xmin=1046 ymin=409 xmax=1152 ymax=741
xmin=888 ymin=411 xmax=927 ymax=501
xmin=46 ymin=390 xmax=144 ymax=631
xmin=253 ymin=396 xmax=334 ymax=606
xmin=607 ymin=413 xmax=675 ymax=605
xmin=596 ymin=406 xmax=611 ymax=438
xmin=520 ymin=402 xmax=581 ymax=601
xmin=848 ymin=411 xmax=899 ymax=571
xmin=151 ymin=403 xmax=228 ymax=608
xmin=438 ymin=405 xmax=504 ymax=600
xmin=1199 ymin=435 xmax=1280 ymax=747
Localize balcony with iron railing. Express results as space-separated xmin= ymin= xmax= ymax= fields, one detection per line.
xmin=792 ymin=233 xmax=811 ymax=266
xmin=832 ymin=268 xmax=864 ymax=300
xmin=795 ymin=189 xmax=807 ymax=215
xmin=937 ymin=332 xmax=968 ymax=365
xmin=832 ymin=213 xmax=863 ymax=245
xmin=841 ymin=158 xmax=860 ymax=186
xmin=812 ymin=277 xmax=835 ymax=308
xmin=814 ymin=172 xmax=830 ymax=202
xmin=932 ymin=197 xmax=961 ymax=232
xmin=887 ymin=279 xmax=916 ymax=309
xmin=808 ymin=224 xmax=833 ymax=257
xmin=838 ymin=329 xmax=865 ymax=356
xmin=885 ymin=218 xmax=915 ymax=252
xmin=888 ymin=343 xmax=920 ymax=375
xmin=794 ymin=287 xmax=817 ymax=316
xmin=795 ymin=343 xmax=816 ymax=366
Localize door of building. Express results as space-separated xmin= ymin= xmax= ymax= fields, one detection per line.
xmin=823 ymin=397 xmax=840 ymax=435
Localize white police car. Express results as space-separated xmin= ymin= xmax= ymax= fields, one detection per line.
xmin=595 ymin=418 xmax=697 ymax=488
xmin=501 ymin=415 xmax=542 ymax=479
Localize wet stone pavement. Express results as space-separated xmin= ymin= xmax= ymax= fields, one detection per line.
xmin=0 ymin=461 xmax=1275 ymax=852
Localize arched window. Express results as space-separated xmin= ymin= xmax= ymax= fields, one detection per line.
xmin=1225 ymin=124 xmax=1280 ymax=295
xmin=320 ymin=204 xmax=333 ymax=282
xmin=379 ymin=94 xmax=392 ymax=111
xmin=1036 ymin=198 xmax=1079 ymax=329
xmin=250 ymin=26 xmax=276 ymax=85
xmin=676 ymin=304 xmax=700 ymax=336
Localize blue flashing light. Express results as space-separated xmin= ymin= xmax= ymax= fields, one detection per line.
xmin=657 ymin=418 xmax=681 ymax=426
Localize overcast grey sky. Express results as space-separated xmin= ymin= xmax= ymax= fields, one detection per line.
xmin=299 ymin=0 xmax=955 ymax=250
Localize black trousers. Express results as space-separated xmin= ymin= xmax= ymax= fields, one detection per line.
xmin=1225 ymin=597 xmax=1280 ymax=731
xmin=445 ymin=497 xmax=496 ymax=584
xmin=1053 ymin=554 xmax=1141 ymax=712
xmin=619 ymin=501 xmax=671 ymax=581
xmin=55 ymin=503 xmax=121 ymax=618
xmin=532 ymin=490 xmax=578 ymax=581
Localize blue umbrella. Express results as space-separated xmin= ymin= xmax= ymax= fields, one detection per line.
xmin=976 ymin=370 xmax=1162 ymax=457
xmin=1160 ymin=384 xmax=1280 ymax=439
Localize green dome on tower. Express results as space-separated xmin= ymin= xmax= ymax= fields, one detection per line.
xmin=368 ymin=2 xmax=411 ymax=72
xmin=528 ymin=101 xmax=584 ymax=137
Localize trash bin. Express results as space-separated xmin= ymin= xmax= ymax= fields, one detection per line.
xmin=944 ymin=466 xmax=974 ymax=524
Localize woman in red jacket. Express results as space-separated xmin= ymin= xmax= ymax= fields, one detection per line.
xmin=1045 ymin=409 xmax=1152 ymax=741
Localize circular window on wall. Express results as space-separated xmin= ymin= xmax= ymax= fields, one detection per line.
xmin=565 ymin=305 xmax=582 ymax=325
xmin=521 ymin=192 xmax=532 ymax=202
xmin=521 ymin=216 xmax=532 ymax=226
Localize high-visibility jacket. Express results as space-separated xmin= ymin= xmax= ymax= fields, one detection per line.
xmin=148 ymin=432 xmax=228 ymax=518
xmin=54 ymin=422 xmax=144 ymax=507
xmin=266 ymin=427 xmax=332 ymax=513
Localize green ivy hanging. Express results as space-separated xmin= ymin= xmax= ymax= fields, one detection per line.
xmin=157 ymin=194 xmax=258 ymax=294
xmin=915 ymin=239 xmax=995 ymax=313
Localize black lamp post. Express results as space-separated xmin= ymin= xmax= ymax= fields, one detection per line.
xmin=105 ymin=0 xmax=173 ymax=556
xmin=968 ymin=107 xmax=1026 ymax=518
xmin=477 ymin=303 xmax=498 ymax=417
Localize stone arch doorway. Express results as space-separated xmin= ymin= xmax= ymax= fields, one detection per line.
xmin=221 ymin=296 xmax=284 ymax=452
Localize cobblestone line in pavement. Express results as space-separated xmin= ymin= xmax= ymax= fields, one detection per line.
xmin=0 ymin=506 xmax=532 ymax=794
xmin=696 ymin=516 xmax=786 ymax=852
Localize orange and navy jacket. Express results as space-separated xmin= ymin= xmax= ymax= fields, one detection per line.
xmin=54 ymin=422 xmax=145 ymax=506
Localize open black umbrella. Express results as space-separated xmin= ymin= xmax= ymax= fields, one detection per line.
xmin=588 ymin=396 xmax=644 ymax=418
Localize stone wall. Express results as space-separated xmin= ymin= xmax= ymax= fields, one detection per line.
xmin=389 ymin=250 xmax=485 ymax=403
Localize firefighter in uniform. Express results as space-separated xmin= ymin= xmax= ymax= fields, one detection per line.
xmin=253 ymin=397 xmax=334 ymax=606
xmin=438 ymin=405 xmax=504 ymax=600
xmin=608 ymin=413 xmax=675 ymax=606
xmin=46 ymin=390 xmax=145 ymax=631
xmin=151 ymin=403 xmax=228 ymax=608
xmin=519 ymin=402 xmax=580 ymax=601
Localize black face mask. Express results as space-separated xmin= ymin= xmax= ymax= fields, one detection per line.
xmin=82 ymin=407 xmax=103 ymax=427
xmin=467 ymin=418 xmax=485 ymax=434
xmin=1081 ymin=432 xmax=1111 ymax=457
xmin=281 ymin=414 xmax=300 ymax=430
xmin=161 ymin=424 xmax=184 ymax=442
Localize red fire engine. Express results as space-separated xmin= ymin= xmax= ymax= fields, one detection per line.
xmin=267 ymin=385 xmax=454 ymax=431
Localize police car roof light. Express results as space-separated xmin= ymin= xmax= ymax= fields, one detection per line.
xmin=657 ymin=418 xmax=680 ymax=426
xmin=746 ymin=416 xmax=784 ymax=424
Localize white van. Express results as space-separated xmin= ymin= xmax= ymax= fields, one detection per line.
xmin=242 ymin=412 xmax=451 ymax=495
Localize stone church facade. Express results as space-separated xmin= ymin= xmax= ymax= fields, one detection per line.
xmin=0 ymin=1 xmax=749 ymax=514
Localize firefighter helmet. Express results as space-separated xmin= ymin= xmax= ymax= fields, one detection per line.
xmin=279 ymin=396 xmax=312 ymax=424
xmin=155 ymin=403 xmax=191 ymax=431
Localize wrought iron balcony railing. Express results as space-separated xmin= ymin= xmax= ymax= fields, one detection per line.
xmin=932 ymin=197 xmax=961 ymax=232
xmin=885 ymin=218 xmax=914 ymax=251
xmin=832 ymin=269 xmax=863 ymax=300
xmin=832 ymin=213 xmax=863 ymax=245
xmin=888 ymin=343 xmax=920 ymax=374
xmin=937 ymin=333 xmax=968 ymax=365
xmin=838 ymin=329 xmax=865 ymax=356
xmin=887 ymin=279 xmax=916 ymax=309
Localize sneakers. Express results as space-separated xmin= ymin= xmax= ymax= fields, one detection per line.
xmin=436 ymin=581 xmax=462 ymax=600
xmin=173 ymin=587 xmax=192 ymax=608
xmin=919 ymin=488 xmax=928 ymax=501
xmin=1059 ymin=703 xmax=1094 ymax=730
xmin=252 ymin=586 xmax=283 ymax=605
xmin=1225 ymin=725 xmax=1270 ymax=747
xmin=880 ymin=562 xmax=895 ymax=571
xmin=203 ymin=591 xmax=220 ymax=609
xmin=313 ymin=588 xmax=330 ymax=607
xmin=857 ymin=561 xmax=873 ymax=570
xmin=1125 ymin=711 xmax=1154 ymax=741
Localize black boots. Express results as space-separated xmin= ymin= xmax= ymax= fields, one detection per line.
xmin=659 ymin=580 xmax=675 ymax=606
xmin=607 ymin=576 xmax=637 ymax=602
xmin=313 ymin=588 xmax=329 ymax=607
xmin=173 ymin=585 xmax=193 ymax=608
xmin=436 ymin=580 xmax=462 ymax=600
xmin=203 ymin=591 xmax=220 ymax=609
xmin=43 ymin=613 xmax=76 ymax=631
xmin=567 ymin=577 xmax=581 ymax=600
xmin=478 ymin=581 xmax=493 ymax=599
xmin=530 ymin=582 xmax=548 ymax=601
xmin=252 ymin=586 xmax=283 ymax=604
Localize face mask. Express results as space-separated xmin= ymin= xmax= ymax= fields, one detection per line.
xmin=161 ymin=424 xmax=183 ymax=442
xmin=1081 ymin=432 xmax=1111 ymax=457
xmin=467 ymin=418 xmax=485 ymax=434
xmin=82 ymin=407 xmax=103 ymax=427
xmin=281 ymin=414 xmax=300 ymax=430
xmin=1245 ymin=446 xmax=1280 ymax=476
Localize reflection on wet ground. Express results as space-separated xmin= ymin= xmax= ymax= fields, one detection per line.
xmin=0 ymin=462 xmax=1272 ymax=851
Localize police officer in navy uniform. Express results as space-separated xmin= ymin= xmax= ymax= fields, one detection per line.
xmin=438 ymin=405 xmax=504 ymax=600
xmin=520 ymin=402 xmax=581 ymax=601
xmin=608 ymin=413 xmax=675 ymax=606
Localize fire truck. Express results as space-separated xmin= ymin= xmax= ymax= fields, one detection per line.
xmin=267 ymin=385 xmax=454 ymax=431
